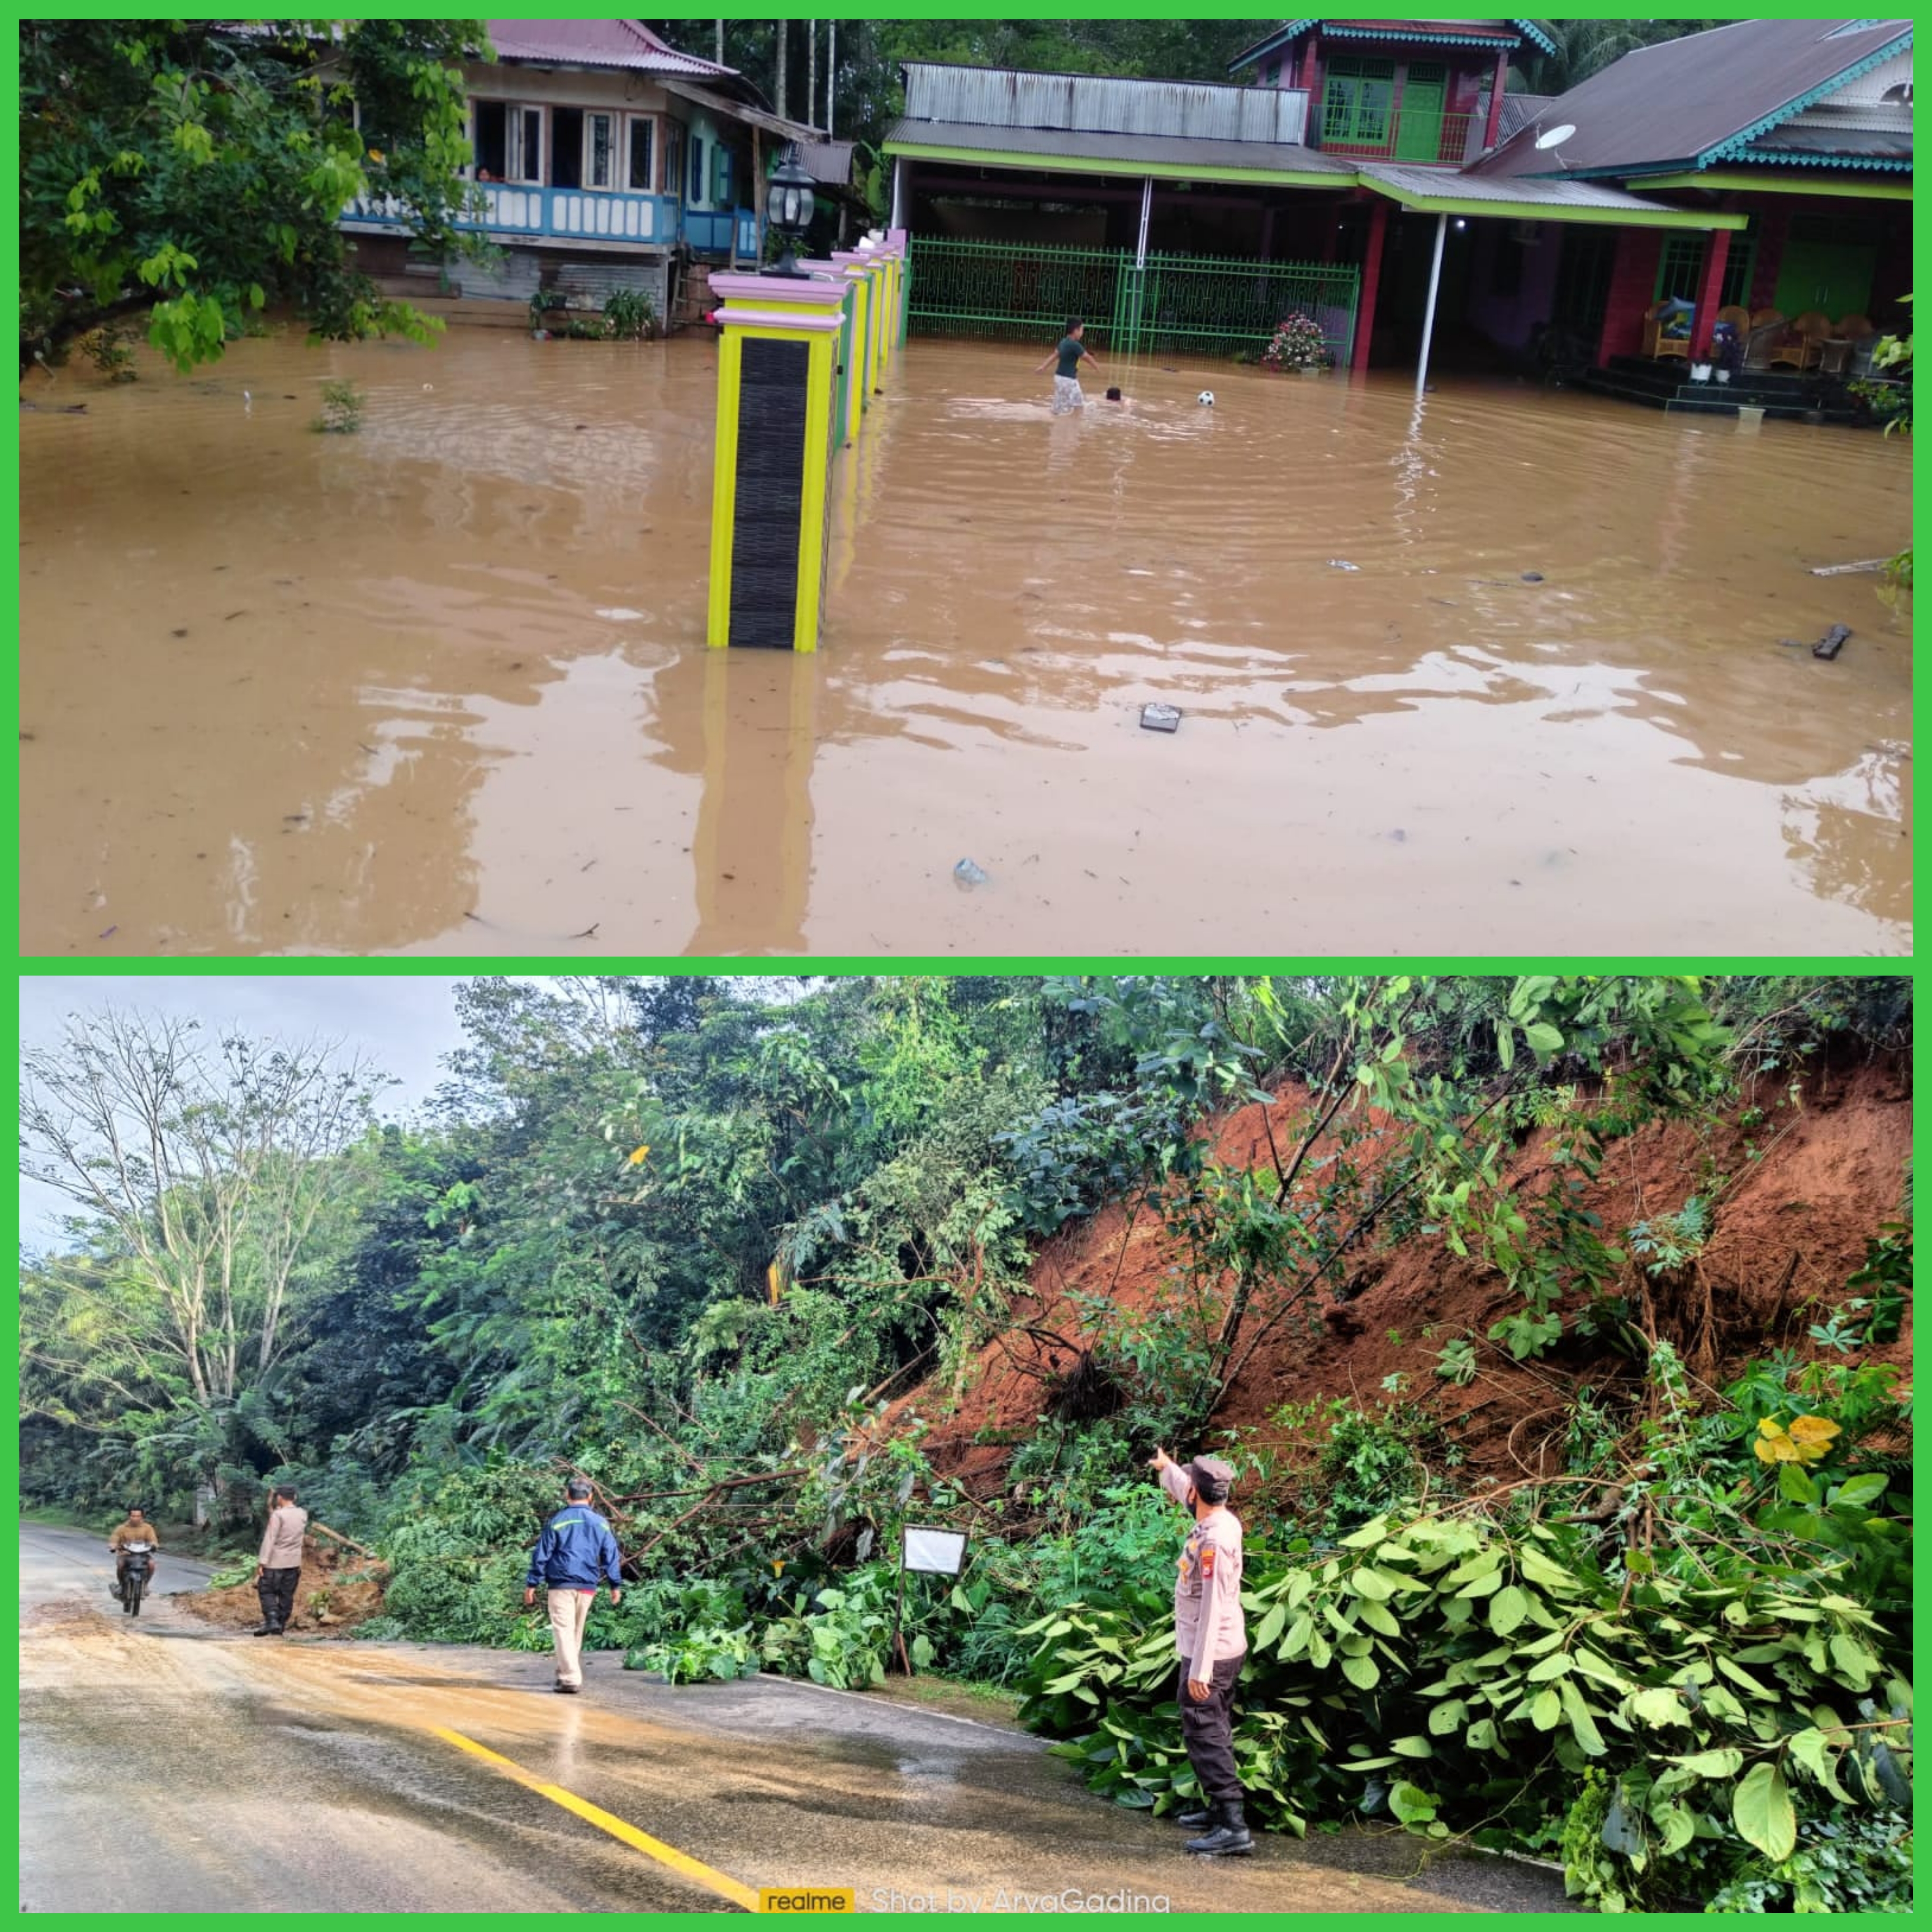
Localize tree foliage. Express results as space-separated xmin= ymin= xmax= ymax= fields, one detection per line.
xmin=17 ymin=974 xmax=1911 ymax=1907
xmin=19 ymin=18 xmax=487 ymax=375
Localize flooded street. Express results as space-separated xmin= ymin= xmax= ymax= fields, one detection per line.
xmin=21 ymin=1523 xmax=1562 ymax=1912
xmin=20 ymin=327 xmax=1910 ymax=956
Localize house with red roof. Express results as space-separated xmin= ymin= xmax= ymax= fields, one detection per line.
xmin=342 ymin=21 xmax=830 ymax=328
xmin=883 ymin=18 xmax=1909 ymax=419
xmin=1462 ymin=18 xmax=1911 ymax=411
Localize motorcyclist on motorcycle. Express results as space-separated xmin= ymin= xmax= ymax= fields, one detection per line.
xmin=108 ymin=1506 xmax=161 ymax=1600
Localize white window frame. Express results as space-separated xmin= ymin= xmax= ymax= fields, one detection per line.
xmin=662 ymin=118 xmax=686 ymax=200
xmin=495 ymin=101 xmax=544 ymax=187
xmin=625 ymin=113 xmax=658 ymax=194
xmin=583 ymin=109 xmax=617 ymax=192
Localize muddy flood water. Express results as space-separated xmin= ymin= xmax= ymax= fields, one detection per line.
xmin=21 ymin=327 xmax=1911 ymax=956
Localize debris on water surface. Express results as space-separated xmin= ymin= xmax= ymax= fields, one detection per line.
xmin=1327 ymin=559 xmax=1360 ymax=571
xmin=596 ymin=608 xmax=645 ymax=621
xmin=1812 ymin=624 xmax=1852 ymax=661
xmin=1520 ymin=570 xmax=1545 ymax=583
xmin=1140 ymin=703 xmax=1181 ymax=733
xmin=952 ymin=858 xmax=989 ymax=890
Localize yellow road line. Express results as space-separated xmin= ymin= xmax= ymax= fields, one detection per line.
xmin=430 ymin=1724 xmax=761 ymax=1911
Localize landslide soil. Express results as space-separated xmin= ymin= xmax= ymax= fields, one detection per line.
xmin=181 ymin=1541 xmax=389 ymax=1638
xmin=891 ymin=1048 xmax=1911 ymax=1498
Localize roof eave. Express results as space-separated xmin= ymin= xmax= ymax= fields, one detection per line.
xmin=1695 ymin=26 xmax=1916 ymax=169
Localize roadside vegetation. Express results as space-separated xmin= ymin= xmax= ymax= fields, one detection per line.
xmin=19 ymin=974 xmax=1911 ymax=1909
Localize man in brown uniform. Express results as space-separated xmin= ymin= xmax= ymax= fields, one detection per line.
xmin=1152 ymin=1447 xmax=1252 ymax=1856
xmin=107 ymin=1506 xmax=161 ymax=1600
xmin=252 ymin=1483 xmax=308 ymax=1636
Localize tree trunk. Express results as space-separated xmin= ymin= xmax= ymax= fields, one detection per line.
xmin=826 ymin=21 xmax=835 ymax=137
xmin=715 ymin=21 xmax=723 ymax=64
xmin=775 ymin=21 xmax=787 ymax=121
xmin=808 ymin=21 xmax=816 ymax=131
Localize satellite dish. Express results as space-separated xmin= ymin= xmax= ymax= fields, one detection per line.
xmin=1535 ymin=123 xmax=1577 ymax=150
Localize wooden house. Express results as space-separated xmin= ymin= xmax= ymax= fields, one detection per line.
xmin=342 ymin=20 xmax=825 ymax=326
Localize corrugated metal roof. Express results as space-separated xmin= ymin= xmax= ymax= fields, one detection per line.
xmin=1357 ymin=163 xmax=1688 ymax=211
xmin=1737 ymin=122 xmax=1911 ymax=164
xmin=1494 ymin=93 xmax=1555 ymax=146
xmin=1231 ymin=19 xmax=1557 ymax=73
xmin=485 ymin=20 xmax=730 ymax=78
xmin=1474 ymin=17 xmax=1914 ymax=178
xmin=885 ymin=117 xmax=1347 ymax=178
xmin=797 ymin=139 xmax=855 ymax=186
xmin=901 ymin=63 xmax=1308 ymax=145
xmin=657 ymin=76 xmax=817 ymax=144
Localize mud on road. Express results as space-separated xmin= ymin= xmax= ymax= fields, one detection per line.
xmin=20 ymin=1523 xmax=1568 ymax=1913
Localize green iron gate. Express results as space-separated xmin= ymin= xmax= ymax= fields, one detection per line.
xmin=907 ymin=236 xmax=1360 ymax=366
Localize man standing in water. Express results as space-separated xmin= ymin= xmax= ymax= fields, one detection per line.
xmin=1035 ymin=317 xmax=1102 ymax=413
xmin=1151 ymin=1447 xmax=1252 ymax=1855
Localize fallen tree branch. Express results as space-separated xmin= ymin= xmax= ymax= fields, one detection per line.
xmin=309 ymin=1519 xmax=380 ymax=1561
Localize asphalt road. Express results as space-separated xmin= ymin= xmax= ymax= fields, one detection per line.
xmin=20 ymin=1522 xmax=1567 ymax=1913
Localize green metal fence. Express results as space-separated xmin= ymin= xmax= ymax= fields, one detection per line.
xmin=907 ymin=236 xmax=1361 ymax=365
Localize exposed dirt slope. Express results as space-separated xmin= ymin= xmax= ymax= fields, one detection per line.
xmin=891 ymin=1052 xmax=1910 ymax=1494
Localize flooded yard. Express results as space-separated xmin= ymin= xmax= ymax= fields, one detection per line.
xmin=20 ymin=325 xmax=1910 ymax=956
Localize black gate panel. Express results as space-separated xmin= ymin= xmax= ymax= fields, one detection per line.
xmin=729 ymin=337 xmax=810 ymax=650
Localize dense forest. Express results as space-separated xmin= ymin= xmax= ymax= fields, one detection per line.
xmin=19 ymin=974 xmax=1912 ymax=1911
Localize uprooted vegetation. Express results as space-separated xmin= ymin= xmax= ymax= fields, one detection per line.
xmin=19 ymin=974 xmax=1912 ymax=1910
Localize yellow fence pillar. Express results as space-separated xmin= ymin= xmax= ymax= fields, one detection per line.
xmin=831 ymin=256 xmax=872 ymax=446
xmin=705 ymin=272 xmax=846 ymax=653
xmin=888 ymin=229 xmax=911 ymax=347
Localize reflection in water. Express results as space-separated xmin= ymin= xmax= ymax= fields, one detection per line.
xmin=689 ymin=649 xmax=815 ymax=957
xmin=19 ymin=327 xmax=1911 ymax=956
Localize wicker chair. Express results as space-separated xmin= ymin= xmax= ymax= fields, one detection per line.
xmin=1743 ymin=308 xmax=1787 ymax=370
xmin=1640 ymin=299 xmax=1693 ymax=361
xmin=1770 ymin=310 xmax=1831 ymax=371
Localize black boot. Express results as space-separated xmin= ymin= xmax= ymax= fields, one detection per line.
xmin=249 ymin=1621 xmax=279 ymax=1635
xmin=1186 ymin=1798 xmax=1254 ymax=1857
xmin=1175 ymin=1803 xmax=1212 ymax=1829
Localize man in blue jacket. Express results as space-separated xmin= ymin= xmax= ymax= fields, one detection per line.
xmin=523 ymin=1478 xmax=624 ymax=1694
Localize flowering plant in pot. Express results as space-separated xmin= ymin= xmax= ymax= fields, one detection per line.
xmin=1262 ymin=312 xmax=1329 ymax=373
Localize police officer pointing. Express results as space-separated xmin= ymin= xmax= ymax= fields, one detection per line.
xmin=1151 ymin=1446 xmax=1252 ymax=1856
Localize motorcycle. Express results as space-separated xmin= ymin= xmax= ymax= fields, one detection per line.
xmin=118 ymin=1540 xmax=155 ymax=1616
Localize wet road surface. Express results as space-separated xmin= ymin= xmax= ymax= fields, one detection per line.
xmin=20 ymin=1524 xmax=1566 ymax=1912
xmin=24 ymin=328 xmax=1905 ymax=956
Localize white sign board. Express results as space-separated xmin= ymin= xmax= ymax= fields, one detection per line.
xmin=902 ymin=1526 xmax=967 ymax=1575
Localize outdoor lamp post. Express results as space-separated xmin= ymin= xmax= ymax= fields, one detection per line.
xmin=765 ymin=143 xmax=815 ymax=277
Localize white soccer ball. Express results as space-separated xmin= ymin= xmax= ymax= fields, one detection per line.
xmin=1197 ymin=390 xmax=1216 ymax=407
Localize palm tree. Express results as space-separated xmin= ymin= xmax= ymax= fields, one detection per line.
xmin=1518 ymin=19 xmax=1726 ymax=96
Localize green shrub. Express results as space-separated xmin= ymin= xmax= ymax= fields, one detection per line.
xmin=1016 ymin=1469 xmax=1913 ymax=1909
xmin=601 ymin=286 xmax=656 ymax=340
xmin=313 ymin=379 xmax=363 ymax=433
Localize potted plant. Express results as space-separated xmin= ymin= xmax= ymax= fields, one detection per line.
xmin=1262 ymin=312 xmax=1330 ymax=376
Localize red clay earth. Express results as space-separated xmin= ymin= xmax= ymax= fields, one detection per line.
xmin=181 ymin=1543 xmax=389 ymax=1637
xmin=885 ymin=1048 xmax=1910 ymax=1502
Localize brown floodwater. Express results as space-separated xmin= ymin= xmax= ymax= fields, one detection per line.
xmin=20 ymin=326 xmax=1911 ymax=957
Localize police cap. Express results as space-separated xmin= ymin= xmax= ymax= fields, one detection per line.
xmin=1185 ymin=1456 xmax=1235 ymax=1503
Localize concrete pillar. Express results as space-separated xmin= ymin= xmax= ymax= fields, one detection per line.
xmin=706 ymin=271 xmax=847 ymax=652
xmin=1353 ymin=198 xmax=1389 ymax=375
xmin=1483 ymin=52 xmax=1508 ymax=151
xmin=1690 ymin=227 xmax=1732 ymax=360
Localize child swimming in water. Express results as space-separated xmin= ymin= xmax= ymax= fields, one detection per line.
xmin=1036 ymin=318 xmax=1102 ymax=413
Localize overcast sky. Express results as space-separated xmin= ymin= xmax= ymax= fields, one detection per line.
xmin=17 ymin=976 xmax=512 ymax=1243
